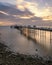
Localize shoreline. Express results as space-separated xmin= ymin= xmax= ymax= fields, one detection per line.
xmin=0 ymin=41 xmax=52 ymax=65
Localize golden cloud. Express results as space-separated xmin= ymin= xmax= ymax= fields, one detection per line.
xmin=43 ymin=16 xmax=52 ymax=20
xmin=40 ymin=7 xmax=52 ymax=17
xmin=16 ymin=0 xmax=52 ymax=20
xmin=0 ymin=21 xmax=16 ymax=26
xmin=16 ymin=0 xmax=24 ymax=4
xmin=12 ymin=14 xmax=34 ymax=19
xmin=16 ymin=0 xmax=25 ymax=11
xmin=0 ymin=22 xmax=3 ymax=25
xmin=17 ymin=5 xmax=25 ymax=11
xmin=19 ymin=15 xmax=34 ymax=19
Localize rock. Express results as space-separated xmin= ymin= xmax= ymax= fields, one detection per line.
xmin=36 ymin=49 xmax=38 ymax=51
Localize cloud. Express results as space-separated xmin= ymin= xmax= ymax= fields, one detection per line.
xmin=16 ymin=0 xmax=24 ymax=4
xmin=43 ymin=16 xmax=52 ymax=20
xmin=41 ymin=6 xmax=52 ymax=20
xmin=0 ymin=21 xmax=16 ymax=26
xmin=0 ymin=11 xmax=9 ymax=15
xmin=17 ymin=5 xmax=25 ymax=11
xmin=0 ymin=2 xmax=34 ymax=26
xmin=16 ymin=0 xmax=25 ymax=11
xmin=0 ymin=2 xmax=34 ymax=19
xmin=16 ymin=0 xmax=52 ymax=21
xmin=18 ymin=15 xmax=34 ymax=19
xmin=39 ymin=6 xmax=52 ymax=17
xmin=0 ymin=2 xmax=52 ymax=26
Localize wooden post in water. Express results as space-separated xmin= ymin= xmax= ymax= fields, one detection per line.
xmin=27 ymin=25 xmax=31 ymax=39
xmin=33 ymin=29 xmax=35 ymax=39
xmin=50 ymin=31 xmax=52 ymax=44
xmin=33 ymin=25 xmax=36 ymax=41
xmin=25 ymin=28 xmax=29 ymax=37
xmin=45 ymin=31 xmax=46 ymax=44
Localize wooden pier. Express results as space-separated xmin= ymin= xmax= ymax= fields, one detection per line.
xmin=14 ymin=25 xmax=52 ymax=49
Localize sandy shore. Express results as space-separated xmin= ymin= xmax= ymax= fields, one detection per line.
xmin=0 ymin=41 xmax=52 ymax=65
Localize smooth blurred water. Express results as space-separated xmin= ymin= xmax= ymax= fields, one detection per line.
xmin=0 ymin=26 xmax=52 ymax=59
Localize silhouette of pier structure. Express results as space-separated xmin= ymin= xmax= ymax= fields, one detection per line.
xmin=14 ymin=25 xmax=52 ymax=48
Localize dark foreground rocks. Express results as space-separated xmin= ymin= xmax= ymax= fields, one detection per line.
xmin=0 ymin=42 xmax=52 ymax=65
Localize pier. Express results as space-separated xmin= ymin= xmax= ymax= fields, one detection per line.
xmin=14 ymin=25 xmax=52 ymax=49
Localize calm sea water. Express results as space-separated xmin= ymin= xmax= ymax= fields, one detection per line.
xmin=0 ymin=26 xmax=52 ymax=59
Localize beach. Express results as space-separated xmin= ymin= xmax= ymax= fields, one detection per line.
xmin=0 ymin=41 xmax=52 ymax=65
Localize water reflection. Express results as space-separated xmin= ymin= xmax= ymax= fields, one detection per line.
xmin=24 ymin=28 xmax=52 ymax=50
xmin=0 ymin=26 xmax=52 ymax=59
xmin=35 ymin=30 xmax=52 ymax=50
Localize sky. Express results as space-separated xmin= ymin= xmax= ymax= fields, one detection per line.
xmin=0 ymin=0 xmax=52 ymax=26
